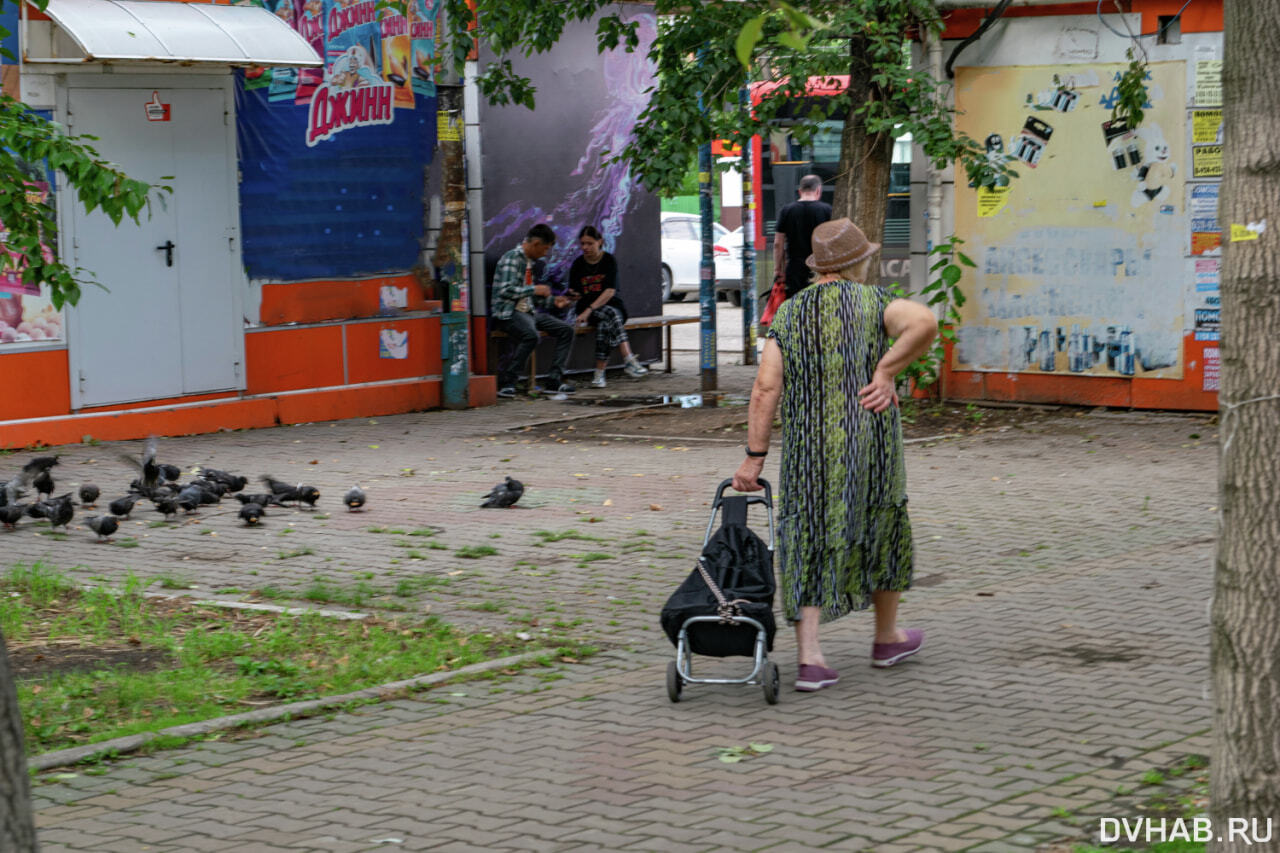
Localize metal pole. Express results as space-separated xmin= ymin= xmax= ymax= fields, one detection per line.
xmin=435 ymin=84 xmax=469 ymax=410
xmin=698 ymin=140 xmax=717 ymax=394
xmin=740 ymin=86 xmax=757 ymax=366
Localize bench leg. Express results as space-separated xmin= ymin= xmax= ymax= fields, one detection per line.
xmin=529 ymin=351 xmax=537 ymax=391
xmin=665 ymin=325 xmax=673 ymax=373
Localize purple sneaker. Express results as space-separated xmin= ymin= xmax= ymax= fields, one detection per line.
xmin=871 ymin=628 xmax=925 ymax=668
xmin=794 ymin=664 xmax=839 ymax=692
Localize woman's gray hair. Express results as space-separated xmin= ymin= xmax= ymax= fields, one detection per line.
xmin=812 ymin=257 xmax=873 ymax=285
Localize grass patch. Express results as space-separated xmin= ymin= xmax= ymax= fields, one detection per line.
xmin=3 ymin=562 xmax=534 ymax=756
xmin=407 ymin=527 xmax=442 ymax=538
xmin=456 ymin=545 xmax=498 ymax=559
xmin=572 ymin=552 xmax=614 ymax=563
xmin=533 ymin=529 xmax=604 ymax=543
xmin=277 ymin=547 xmax=315 ymax=560
xmin=393 ymin=576 xmax=451 ymax=597
xmin=301 ymin=578 xmax=375 ymax=608
xmin=154 ymin=576 xmax=196 ymax=591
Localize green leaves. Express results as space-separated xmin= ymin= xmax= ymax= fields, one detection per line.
xmin=0 ymin=92 xmax=161 ymax=307
xmin=892 ymin=235 xmax=973 ymax=394
xmin=715 ymin=742 xmax=774 ymax=763
xmin=736 ymin=14 xmax=767 ymax=68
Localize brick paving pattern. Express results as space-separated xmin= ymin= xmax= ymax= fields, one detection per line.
xmin=11 ymin=356 xmax=1217 ymax=851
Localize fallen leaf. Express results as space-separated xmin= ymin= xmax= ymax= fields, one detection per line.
xmin=369 ymin=445 xmax=380 ymax=449
xmin=748 ymin=743 xmax=774 ymax=753
xmin=30 ymin=685 xmax=42 ymax=695
xmin=649 ymin=504 xmax=663 ymax=511
xmin=602 ymin=499 xmax=613 ymax=507
xmin=309 ymin=460 xmax=319 ymax=465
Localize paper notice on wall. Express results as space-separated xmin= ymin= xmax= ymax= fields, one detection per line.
xmin=1195 ymin=258 xmax=1221 ymax=292
xmin=379 ymin=328 xmax=409 ymax=359
xmin=1192 ymin=145 xmax=1223 ymax=179
xmin=1195 ymin=61 xmax=1222 ymax=107
xmin=1192 ymin=110 xmax=1223 ymax=144
xmin=379 ymin=285 xmax=408 ymax=311
xmin=1203 ymin=346 xmax=1220 ymax=391
xmin=977 ymin=185 xmax=1011 ymax=218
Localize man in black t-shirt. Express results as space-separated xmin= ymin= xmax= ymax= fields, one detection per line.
xmin=773 ymin=174 xmax=832 ymax=298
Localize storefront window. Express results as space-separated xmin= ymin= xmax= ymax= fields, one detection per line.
xmin=0 ymin=178 xmax=63 ymax=346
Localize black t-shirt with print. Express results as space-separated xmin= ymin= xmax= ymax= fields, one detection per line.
xmin=569 ymin=252 xmax=620 ymax=316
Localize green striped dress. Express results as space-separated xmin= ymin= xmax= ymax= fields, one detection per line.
xmin=766 ymin=280 xmax=913 ymax=623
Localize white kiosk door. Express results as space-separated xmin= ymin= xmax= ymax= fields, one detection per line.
xmin=66 ymin=84 xmax=242 ymax=408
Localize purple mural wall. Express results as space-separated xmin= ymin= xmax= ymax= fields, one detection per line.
xmin=479 ymin=4 xmax=661 ymax=345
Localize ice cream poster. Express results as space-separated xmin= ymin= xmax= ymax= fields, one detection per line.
xmin=952 ymin=61 xmax=1188 ymax=379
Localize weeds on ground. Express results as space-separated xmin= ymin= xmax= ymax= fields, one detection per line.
xmin=2 ymin=562 xmax=533 ymax=755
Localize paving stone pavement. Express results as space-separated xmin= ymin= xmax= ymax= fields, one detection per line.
xmin=11 ymin=355 xmax=1220 ymax=851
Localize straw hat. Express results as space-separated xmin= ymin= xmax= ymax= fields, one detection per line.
xmin=805 ymin=218 xmax=880 ymax=272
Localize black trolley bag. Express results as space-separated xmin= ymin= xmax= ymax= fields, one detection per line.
xmin=660 ymin=479 xmax=780 ymax=703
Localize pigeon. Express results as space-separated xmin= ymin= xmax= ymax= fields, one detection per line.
xmin=153 ymin=496 xmax=179 ymax=520
xmin=33 ymin=469 xmax=55 ymax=499
xmin=1 ymin=467 xmax=34 ymax=507
xmin=47 ymin=496 xmax=75 ymax=530
xmin=343 ymin=486 xmax=366 ymax=511
xmin=199 ymin=467 xmax=248 ymax=492
xmin=109 ymin=494 xmax=139 ymax=518
xmin=26 ymin=502 xmax=49 ymax=519
xmin=261 ymin=477 xmax=319 ymax=508
xmin=480 ymin=477 xmax=524 ymax=508
xmin=159 ymin=464 xmax=182 ymax=483
xmin=84 ymin=514 xmax=119 ymax=542
xmin=79 ymin=483 xmax=100 ymax=506
xmin=239 ymin=503 xmax=265 ymax=526
xmin=235 ymin=492 xmax=283 ymax=508
xmin=177 ymin=485 xmax=204 ymax=514
xmin=119 ymin=436 xmax=162 ymax=497
xmin=0 ymin=504 xmax=25 ymax=529
xmin=22 ymin=455 xmax=60 ymax=476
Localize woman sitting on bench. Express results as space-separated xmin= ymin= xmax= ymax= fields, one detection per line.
xmin=569 ymin=225 xmax=649 ymax=388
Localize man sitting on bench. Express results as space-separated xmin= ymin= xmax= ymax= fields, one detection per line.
xmin=490 ymin=224 xmax=575 ymax=399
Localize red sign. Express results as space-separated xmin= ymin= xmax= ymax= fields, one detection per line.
xmin=144 ymin=91 xmax=171 ymax=122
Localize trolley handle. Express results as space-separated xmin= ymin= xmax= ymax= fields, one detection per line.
xmin=711 ymin=477 xmax=773 ymax=509
xmin=704 ymin=478 xmax=776 ymax=551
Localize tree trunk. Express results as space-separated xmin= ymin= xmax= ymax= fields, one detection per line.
xmin=1210 ymin=1 xmax=1280 ymax=849
xmin=832 ymin=32 xmax=894 ymax=286
xmin=0 ymin=628 xmax=37 ymax=851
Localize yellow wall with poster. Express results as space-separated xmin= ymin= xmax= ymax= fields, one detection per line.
xmin=953 ymin=61 xmax=1187 ymax=380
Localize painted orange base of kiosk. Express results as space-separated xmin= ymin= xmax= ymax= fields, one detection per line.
xmin=0 ymin=375 xmax=496 ymax=450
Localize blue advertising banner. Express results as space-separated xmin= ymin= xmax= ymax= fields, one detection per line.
xmin=235 ymin=0 xmax=440 ymax=282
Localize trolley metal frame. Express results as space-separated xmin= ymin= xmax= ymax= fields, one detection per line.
xmin=667 ymin=478 xmax=779 ymax=704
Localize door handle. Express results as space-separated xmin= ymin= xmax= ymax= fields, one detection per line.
xmin=156 ymin=240 xmax=175 ymax=267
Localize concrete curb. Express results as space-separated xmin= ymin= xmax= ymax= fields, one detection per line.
xmin=28 ymin=649 xmax=551 ymax=772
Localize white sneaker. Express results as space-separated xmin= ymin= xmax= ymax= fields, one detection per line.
xmin=624 ymin=359 xmax=648 ymax=378
xmin=590 ymin=370 xmax=607 ymax=388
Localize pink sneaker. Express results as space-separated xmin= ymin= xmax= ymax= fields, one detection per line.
xmin=871 ymin=628 xmax=925 ymax=668
xmin=794 ymin=664 xmax=839 ymax=692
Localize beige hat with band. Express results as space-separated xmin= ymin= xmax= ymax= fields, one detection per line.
xmin=805 ymin=218 xmax=880 ymax=272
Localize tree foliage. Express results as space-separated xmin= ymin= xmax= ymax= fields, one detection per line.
xmin=0 ymin=0 xmax=157 ymax=309
xmin=440 ymin=0 xmax=1017 ymax=198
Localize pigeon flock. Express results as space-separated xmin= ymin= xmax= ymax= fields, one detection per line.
xmin=0 ymin=437 xmax=525 ymax=543
xmin=0 ymin=438 xmax=351 ymax=542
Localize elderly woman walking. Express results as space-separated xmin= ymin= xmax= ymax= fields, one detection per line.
xmin=732 ymin=218 xmax=937 ymax=692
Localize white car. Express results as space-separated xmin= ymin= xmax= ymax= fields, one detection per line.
xmin=660 ymin=212 xmax=750 ymax=304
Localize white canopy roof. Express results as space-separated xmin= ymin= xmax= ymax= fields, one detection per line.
xmin=26 ymin=0 xmax=322 ymax=66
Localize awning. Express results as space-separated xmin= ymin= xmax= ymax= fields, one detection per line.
xmin=23 ymin=0 xmax=323 ymax=66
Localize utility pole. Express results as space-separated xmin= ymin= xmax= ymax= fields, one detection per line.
xmin=698 ymin=139 xmax=717 ymax=393
xmin=434 ymin=83 xmax=469 ymax=410
xmin=740 ymin=86 xmax=757 ymax=366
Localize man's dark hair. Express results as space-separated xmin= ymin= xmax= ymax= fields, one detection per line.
xmin=526 ymin=224 xmax=557 ymax=245
xmin=798 ymin=174 xmax=823 ymax=194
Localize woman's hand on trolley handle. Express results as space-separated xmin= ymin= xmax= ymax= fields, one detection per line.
xmin=733 ymin=455 xmax=766 ymax=493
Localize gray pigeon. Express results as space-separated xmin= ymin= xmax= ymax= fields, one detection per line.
xmin=109 ymin=494 xmax=139 ymax=518
xmin=48 ymin=496 xmax=75 ymax=530
xmin=480 ymin=477 xmax=524 ymax=508
xmin=239 ymin=503 xmax=265 ymax=526
xmin=0 ymin=504 xmax=25 ymax=529
xmin=79 ymin=483 xmax=100 ymax=506
xmin=33 ymin=469 xmax=55 ymax=500
xmin=85 ymin=514 xmax=119 ymax=542
xmin=344 ymin=485 xmax=366 ymax=511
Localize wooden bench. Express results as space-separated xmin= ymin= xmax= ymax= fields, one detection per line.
xmin=491 ymin=314 xmax=699 ymax=387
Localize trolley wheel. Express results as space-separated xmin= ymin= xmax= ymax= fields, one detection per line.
xmin=763 ymin=661 xmax=780 ymax=705
xmin=666 ymin=660 xmax=684 ymax=702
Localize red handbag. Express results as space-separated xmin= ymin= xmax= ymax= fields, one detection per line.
xmin=760 ymin=269 xmax=787 ymax=327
